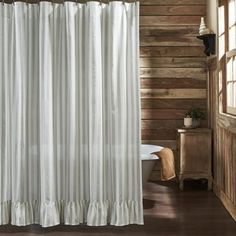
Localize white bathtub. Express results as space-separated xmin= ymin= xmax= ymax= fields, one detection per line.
xmin=141 ymin=144 xmax=163 ymax=185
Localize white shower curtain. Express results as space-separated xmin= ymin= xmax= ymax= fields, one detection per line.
xmin=0 ymin=1 xmax=143 ymax=227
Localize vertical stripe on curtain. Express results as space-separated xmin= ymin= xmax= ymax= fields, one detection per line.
xmin=0 ymin=1 xmax=143 ymax=227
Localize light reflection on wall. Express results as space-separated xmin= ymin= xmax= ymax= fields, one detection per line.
xmin=218 ymin=5 xmax=225 ymax=59
xmin=229 ymin=0 xmax=236 ymax=50
xmin=218 ymin=70 xmax=223 ymax=113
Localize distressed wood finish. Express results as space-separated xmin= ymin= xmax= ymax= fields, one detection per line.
xmin=177 ymin=128 xmax=212 ymax=191
xmin=140 ymin=57 xmax=207 ymax=68
xmin=140 ymin=36 xmax=203 ymax=46
xmin=140 ymin=68 xmax=207 ymax=79
xmin=217 ymin=127 xmax=236 ymax=206
xmin=214 ymin=125 xmax=236 ymax=221
xmin=142 ymin=120 xmax=183 ymax=129
xmin=140 ymin=16 xmax=201 ymax=26
xmin=140 ymin=46 xmax=205 ymax=57
xmin=141 ymin=98 xmax=206 ymax=109
xmin=209 ymin=0 xmax=236 ymax=222
xmin=140 ymin=26 xmax=200 ymax=36
xmin=141 ymin=78 xmax=207 ymax=89
xmin=142 ymin=120 xmax=208 ymax=140
xmin=141 ymin=89 xmax=207 ymax=99
xmin=140 ymin=0 xmax=206 ymax=5
xmin=140 ymin=6 xmax=206 ymax=16
xmin=142 ymin=108 xmax=188 ymax=119
xmin=140 ymin=0 xmax=207 ymax=181
xmin=142 ymin=129 xmax=177 ymax=140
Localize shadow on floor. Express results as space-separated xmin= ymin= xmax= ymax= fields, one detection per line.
xmin=1 ymin=181 xmax=236 ymax=236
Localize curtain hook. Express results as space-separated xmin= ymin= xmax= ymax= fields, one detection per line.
xmin=122 ymin=0 xmax=125 ymax=5
xmin=2 ymin=0 xmax=4 ymax=6
xmin=100 ymin=0 xmax=102 ymax=5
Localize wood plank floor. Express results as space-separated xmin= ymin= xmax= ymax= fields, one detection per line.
xmin=0 ymin=181 xmax=236 ymax=236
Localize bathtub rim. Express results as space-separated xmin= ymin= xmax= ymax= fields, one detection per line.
xmin=141 ymin=144 xmax=163 ymax=161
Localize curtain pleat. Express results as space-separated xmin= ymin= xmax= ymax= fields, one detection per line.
xmin=0 ymin=1 xmax=143 ymax=227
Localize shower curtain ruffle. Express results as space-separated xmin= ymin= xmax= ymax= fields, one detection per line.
xmin=0 ymin=1 xmax=143 ymax=227
xmin=0 ymin=200 xmax=143 ymax=227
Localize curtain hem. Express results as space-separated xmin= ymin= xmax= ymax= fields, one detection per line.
xmin=0 ymin=200 xmax=144 ymax=227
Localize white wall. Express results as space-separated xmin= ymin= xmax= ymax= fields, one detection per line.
xmin=206 ymin=0 xmax=218 ymax=34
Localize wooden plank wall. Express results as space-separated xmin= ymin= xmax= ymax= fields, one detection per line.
xmin=212 ymin=119 xmax=236 ymax=221
xmin=209 ymin=0 xmax=236 ymax=222
xmin=210 ymin=56 xmax=236 ymax=221
xmin=140 ymin=0 xmax=207 ymax=180
xmin=217 ymin=127 xmax=236 ymax=207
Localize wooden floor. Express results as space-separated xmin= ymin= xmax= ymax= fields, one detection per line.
xmin=0 ymin=181 xmax=236 ymax=236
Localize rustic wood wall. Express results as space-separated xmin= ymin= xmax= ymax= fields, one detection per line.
xmin=212 ymin=114 xmax=236 ymax=221
xmin=140 ymin=0 xmax=208 ymax=180
xmin=208 ymin=0 xmax=236 ymax=222
xmin=210 ymin=60 xmax=236 ymax=221
xmin=217 ymin=127 xmax=236 ymax=206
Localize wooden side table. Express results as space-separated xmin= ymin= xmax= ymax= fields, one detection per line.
xmin=177 ymin=128 xmax=212 ymax=191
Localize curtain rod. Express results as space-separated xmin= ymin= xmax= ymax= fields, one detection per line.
xmin=1 ymin=0 xmax=139 ymax=4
